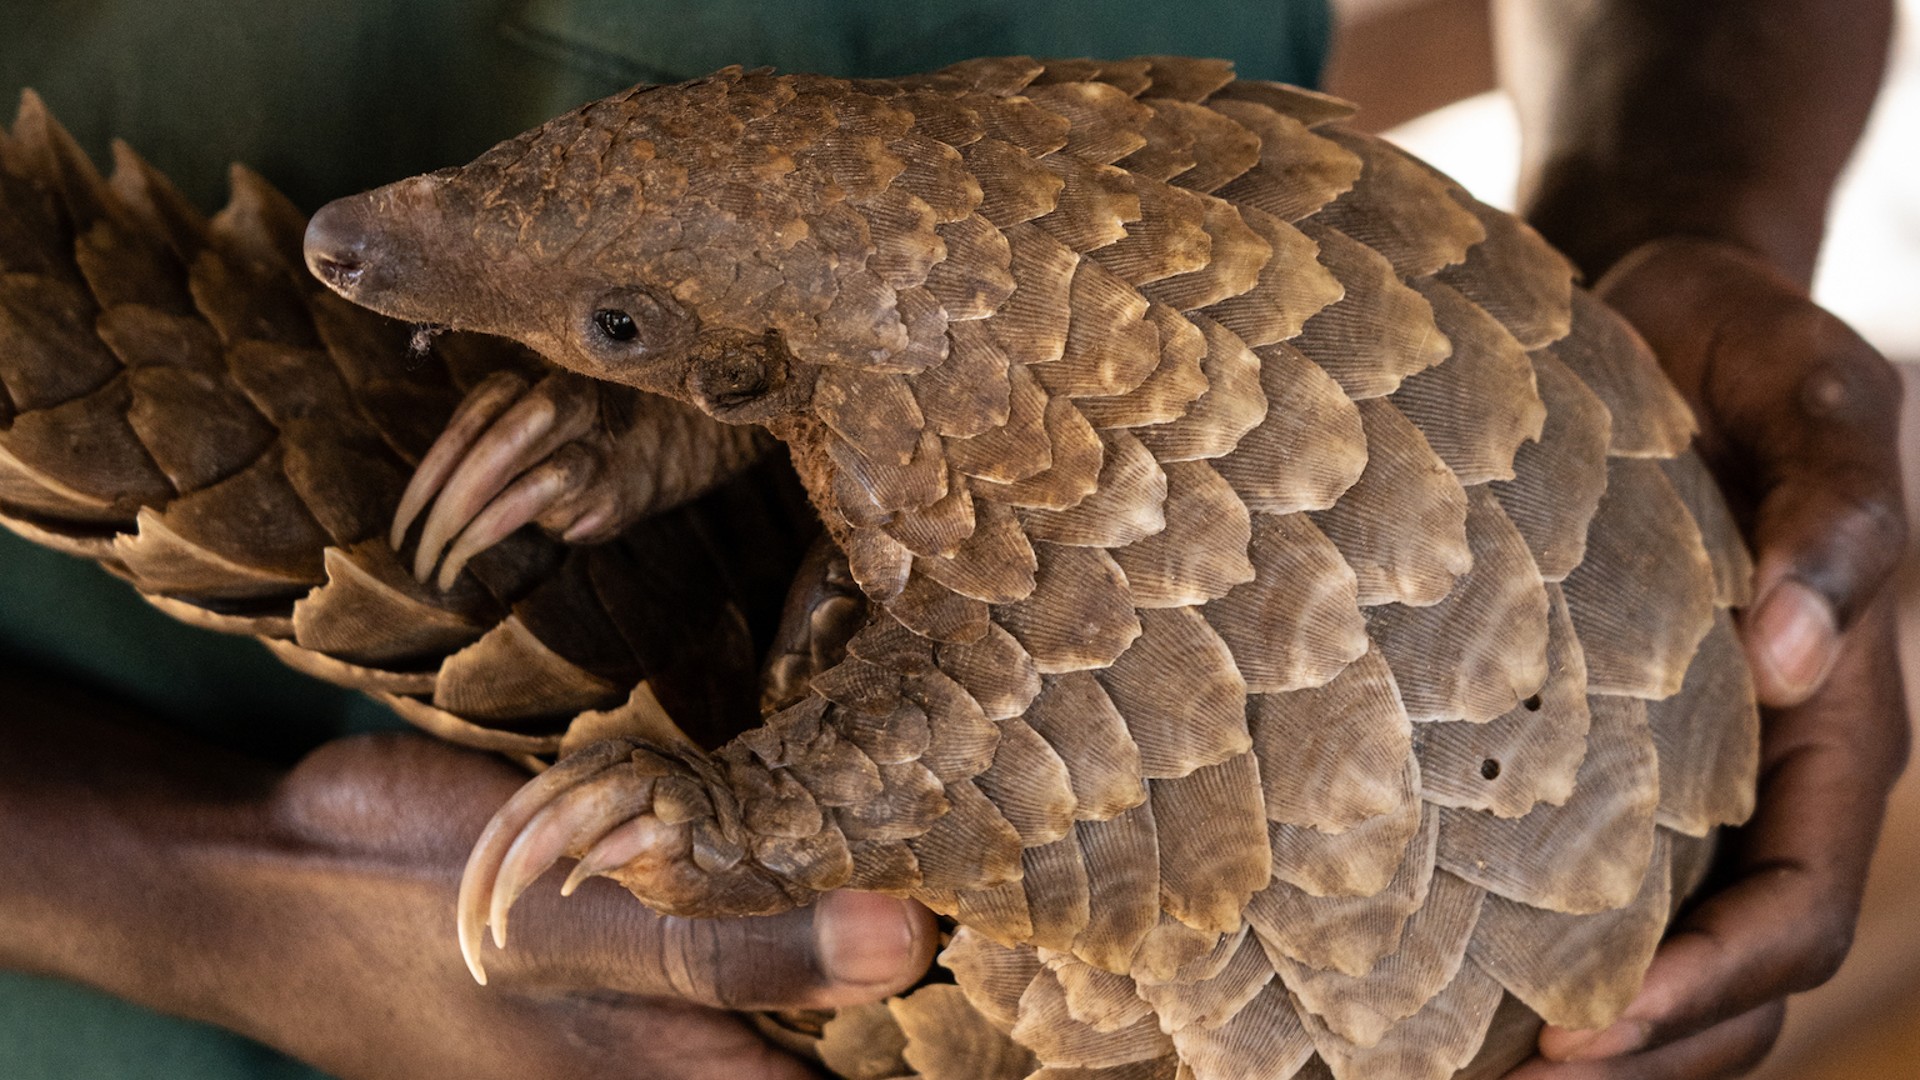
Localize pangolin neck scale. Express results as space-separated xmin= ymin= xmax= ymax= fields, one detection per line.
xmin=0 ymin=56 xmax=1757 ymax=1080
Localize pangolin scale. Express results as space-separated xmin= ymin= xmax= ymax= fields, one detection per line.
xmin=0 ymin=55 xmax=1758 ymax=1080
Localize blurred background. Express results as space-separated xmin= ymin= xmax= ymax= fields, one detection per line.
xmin=1321 ymin=1 xmax=1920 ymax=1075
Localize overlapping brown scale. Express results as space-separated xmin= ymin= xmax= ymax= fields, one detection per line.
xmin=1198 ymin=208 xmax=1343 ymax=350
xmin=1647 ymin=609 xmax=1758 ymax=836
xmin=292 ymin=544 xmax=494 ymax=664
xmin=1022 ymin=429 xmax=1168 ymax=547
xmin=0 ymin=374 xmax=170 ymax=513
xmin=1110 ymin=460 xmax=1253 ymax=608
xmin=1290 ymin=223 xmax=1450 ymax=401
xmin=985 ymin=222 xmax=1078 ymax=367
xmin=965 ymin=137 xmax=1066 ymax=228
xmin=1073 ymin=801 xmax=1163 ymax=972
xmin=970 ymin=395 xmax=1105 ymax=510
xmin=75 ymin=215 xmax=196 ymax=314
xmin=1368 ymin=488 xmax=1550 ymax=724
xmin=1659 ymin=451 xmax=1754 ymax=606
xmin=933 ymin=617 xmax=1043 ymax=719
xmin=1485 ymin=350 xmax=1612 ymax=581
xmin=1025 ymin=81 xmax=1154 ymax=165
xmin=917 ymin=499 xmax=1038 ymax=603
xmin=261 ymin=637 xmax=435 ymax=694
xmin=1139 ymin=933 xmax=1273 ymax=1036
xmin=817 ymin=1000 xmax=912 ymax=1080
xmin=1034 ymin=155 xmax=1144 ymax=253
xmin=1268 ymin=757 xmax=1422 ymax=898
xmin=1142 ymin=196 xmax=1270 ymax=313
xmin=1146 ymin=100 xmax=1261 ymax=194
xmin=814 ymin=367 xmax=926 ymax=466
xmin=1431 ymin=195 xmax=1574 ymax=351
xmin=898 ymin=87 xmax=987 ymax=147
xmin=895 ymin=984 xmax=1041 ymax=1080
xmin=1468 ymin=830 xmax=1673 ymax=1032
xmin=858 ymin=181 xmax=945 ymax=293
xmin=431 ymin=614 xmax=623 ymax=721
xmin=1097 ymin=606 xmax=1251 ymax=778
xmin=906 ymin=776 xmax=1029 ymax=887
xmin=1033 ymin=257 xmax=1161 ymax=398
xmin=1249 ymin=806 xmax=1439 ymax=979
xmin=1309 ymin=131 xmax=1487 ymax=281
xmin=924 ymin=213 xmax=1017 ymax=319
xmin=106 ymin=141 xmax=213 ymax=262
xmin=1117 ymin=104 xmax=1202 ymax=185
xmin=1130 ymin=916 xmax=1223 ymax=982
xmin=974 ymin=94 xmax=1074 ymax=157
xmin=11 ymin=91 xmax=115 ymax=229
xmin=957 ymin=877 xmax=1038 ymax=945
xmin=112 ymin=447 xmax=329 ymax=599
xmin=1438 ymin=694 xmax=1657 ymax=914
xmin=945 ymin=927 xmax=1046 ymax=1030
xmin=947 ymin=364 xmax=1054 ymax=482
xmin=1169 ymin=981 xmax=1316 ymax=1080
xmin=1213 ymin=342 xmax=1365 ymax=515
xmin=1276 ymin=871 xmax=1484 ymax=1048
xmin=973 ymin=716 xmax=1078 ymax=845
xmin=1392 ymin=281 xmax=1545 ymax=485
xmin=1204 ymin=511 xmax=1364 ymax=692
xmin=1560 ymin=457 xmax=1716 ymax=698
xmin=1151 ymin=751 xmax=1271 ymax=933
xmin=124 ymin=363 xmax=275 ymax=496
xmin=886 ymin=474 xmax=975 ymax=556
xmin=1301 ymin=961 xmax=1505 ymax=1080
xmin=0 ymin=141 xmax=77 ymax=282
xmin=1416 ymin=583 xmax=1591 ymax=818
xmin=830 ymin=424 xmax=948 ymax=515
xmin=1249 ymin=645 xmax=1409 ymax=829
xmin=995 ymin=540 xmax=1140 ymax=673
xmin=1015 ymin=965 xmax=1175 ymax=1068
xmin=1023 ymin=670 xmax=1147 ymax=821
xmin=1551 ymin=290 xmax=1695 ymax=458
xmin=0 ymin=274 xmax=122 ymax=411
xmin=1030 ymin=1060 xmax=1182 ymax=1080
xmin=1089 ymin=178 xmax=1212 ymax=287
xmin=1034 ymin=57 xmax=1156 ymax=98
xmin=1053 ymin=954 xmax=1156 ymax=1032
xmin=908 ymin=56 xmax=1045 ymax=98
xmin=1023 ymin=834 xmax=1096 ymax=952
xmin=1309 ymin=398 xmax=1469 ymax=607
xmin=1077 ymin=303 xmax=1209 ymax=430
xmin=913 ymin=319 xmax=1012 ymax=438
xmin=1207 ymin=100 xmax=1362 ymax=224
xmin=888 ymin=285 xmax=954 ymax=373
xmin=1133 ymin=315 xmax=1266 ymax=463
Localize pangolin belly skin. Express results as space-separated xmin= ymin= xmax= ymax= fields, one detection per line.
xmin=2 ymin=54 xmax=1759 ymax=1080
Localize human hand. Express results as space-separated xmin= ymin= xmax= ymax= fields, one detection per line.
xmin=1505 ymin=237 xmax=1911 ymax=1077
xmin=240 ymin=733 xmax=937 ymax=1080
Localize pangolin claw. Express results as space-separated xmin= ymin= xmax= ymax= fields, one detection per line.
xmin=395 ymin=370 xmax=609 ymax=589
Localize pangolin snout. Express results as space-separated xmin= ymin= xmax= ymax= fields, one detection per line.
xmin=303 ymin=195 xmax=379 ymax=293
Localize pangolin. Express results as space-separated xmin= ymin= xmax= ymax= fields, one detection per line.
xmin=0 ymin=56 xmax=1758 ymax=1080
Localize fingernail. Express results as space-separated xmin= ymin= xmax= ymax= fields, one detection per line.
xmin=814 ymin=890 xmax=917 ymax=990
xmin=1551 ymin=1020 xmax=1650 ymax=1062
xmin=1753 ymin=580 xmax=1840 ymax=701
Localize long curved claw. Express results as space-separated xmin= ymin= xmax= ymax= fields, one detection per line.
xmin=456 ymin=740 xmax=632 ymax=984
xmin=486 ymin=762 xmax=656 ymax=951
xmin=402 ymin=371 xmax=602 ymax=585
xmin=435 ymin=444 xmax=596 ymax=590
xmin=391 ymin=371 xmax=529 ymax=550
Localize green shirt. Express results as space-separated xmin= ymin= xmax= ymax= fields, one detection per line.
xmin=0 ymin=2 xmax=1329 ymax=1075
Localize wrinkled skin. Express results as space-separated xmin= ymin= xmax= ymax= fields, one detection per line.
xmin=0 ymin=668 xmax=934 ymax=1080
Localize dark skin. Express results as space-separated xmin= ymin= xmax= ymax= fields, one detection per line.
xmin=1501 ymin=0 xmax=1910 ymax=1076
xmin=0 ymin=2 xmax=1906 ymax=1077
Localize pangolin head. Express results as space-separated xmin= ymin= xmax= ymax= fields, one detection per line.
xmin=305 ymin=66 xmax=949 ymax=428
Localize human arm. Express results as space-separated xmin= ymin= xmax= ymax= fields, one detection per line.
xmin=0 ymin=664 xmax=933 ymax=1080
xmin=1495 ymin=0 xmax=1910 ymax=1075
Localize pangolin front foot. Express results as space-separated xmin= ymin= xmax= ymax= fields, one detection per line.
xmin=457 ymin=737 xmax=802 ymax=984
xmin=394 ymin=369 xmax=622 ymax=588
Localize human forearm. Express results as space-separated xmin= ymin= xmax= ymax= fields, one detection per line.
xmin=1499 ymin=0 xmax=1894 ymax=283
xmin=0 ymin=665 xmax=290 ymax=1029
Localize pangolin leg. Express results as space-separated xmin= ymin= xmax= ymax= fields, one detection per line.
xmin=458 ymin=737 xmax=807 ymax=985
xmin=760 ymin=535 xmax=868 ymax=712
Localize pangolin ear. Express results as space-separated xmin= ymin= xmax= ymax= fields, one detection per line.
xmin=684 ymin=331 xmax=816 ymax=423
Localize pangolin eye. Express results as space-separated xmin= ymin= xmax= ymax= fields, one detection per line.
xmin=594 ymin=309 xmax=639 ymax=342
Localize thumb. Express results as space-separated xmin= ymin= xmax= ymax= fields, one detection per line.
xmin=493 ymin=885 xmax=937 ymax=1011
xmin=1598 ymin=237 xmax=1908 ymax=707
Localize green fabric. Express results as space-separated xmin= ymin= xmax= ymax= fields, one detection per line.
xmin=0 ymin=1 xmax=1330 ymax=1076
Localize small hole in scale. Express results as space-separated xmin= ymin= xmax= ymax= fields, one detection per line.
xmin=1481 ymin=758 xmax=1502 ymax=781
xmin=1523 ymin=694 xmax=1542 ymax=712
